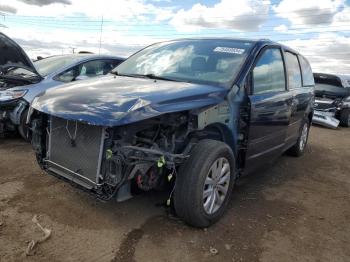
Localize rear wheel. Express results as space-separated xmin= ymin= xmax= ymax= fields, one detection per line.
xmin=339 ymin=109 xmax=350 ymax=127
xmin=18 ymin=108 xmax=29 ymax=141
xmin=287 ymin=119 xmax=310 ymax=157
xmin=174 ymin=139 xmax=236 ymax=228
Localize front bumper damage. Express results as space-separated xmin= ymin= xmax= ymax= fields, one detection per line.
xmin=312 ymin=98 xmax=342 ymax=129
xmin=312 ymin=110 xmax=340 ymax=129
xmin=0 ymin=99 xmax=28 ymax=136
xmin=27 ymin=76 xmax=235 ymax=201
xmin=30 ymin=112 xmax=193 ymax=201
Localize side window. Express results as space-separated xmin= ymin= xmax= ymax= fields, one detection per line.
xmin=78 ymin=60 xmax=110 ymax=77
xmin=299 ymin=56 xmax=314 ymax=87
xmin=253 ymin=48 xmax=286 ymax=94
xmin=56 ymin=66 xmax=78 ymax=82
xmin=285 ymin=52 xmax=302 ymax=88
xmin=56 ymin=60 xmax=117 ymax=82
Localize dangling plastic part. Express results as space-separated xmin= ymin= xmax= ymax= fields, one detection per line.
xmin=157 ymin=156 xmax=166 ymax=168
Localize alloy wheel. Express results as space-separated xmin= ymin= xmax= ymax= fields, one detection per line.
xmin=203 ymin=157 xmax=231 ymax=215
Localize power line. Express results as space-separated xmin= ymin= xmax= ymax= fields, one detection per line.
xmin=6 ymin=17 xmax=350 ymax=32
xmin=4 ymin=6 xmax=346 ymax=24
xmin=6 ymin=19 xmax=350 ymax=35
xmin=98 ymin=15 xmax=104 ymax=55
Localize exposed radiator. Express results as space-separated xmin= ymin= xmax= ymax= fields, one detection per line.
xmin=47 ymin=116 xmax=104 ymax=189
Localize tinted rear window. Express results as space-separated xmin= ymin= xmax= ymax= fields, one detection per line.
xmin=285 ymin=52 xmax=302 ymax=89
xmin=299 ymin=56 xmax=314 ymax=86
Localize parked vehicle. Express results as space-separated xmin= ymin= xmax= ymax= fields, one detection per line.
xmin=0 ymin=32 xmax=124 ymax=139
xmin=28 ymin=38 xmax=314 ymax=227
xmin=313 ymin=73 xmax=350 ymax=128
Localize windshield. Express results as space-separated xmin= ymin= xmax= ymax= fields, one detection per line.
xmin=114 ymin=39 xmax=253 ymax=87
xmin=33 ymin=55 xmax=82 ymax=76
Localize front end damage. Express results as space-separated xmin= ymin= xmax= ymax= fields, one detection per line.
xmin=30 ymin=109 xmax=216 ymax=200
xmin=313 ymin=98 xmax=340 ymax=129
xmin=313 ymin=97 xmax=350 ymax=129
xmin=0 ymin=99 xmax=28 ymax=136
xmin=28 ymin=92 xmax=246 ymax=202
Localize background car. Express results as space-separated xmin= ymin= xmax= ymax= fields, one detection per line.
xmin=313 ymin=73 xmax=350 ymax=128
xmin=0 ymin=32 xmax=125 ymax=139
xmin=28 ymin=38 xmax=314 ymax=227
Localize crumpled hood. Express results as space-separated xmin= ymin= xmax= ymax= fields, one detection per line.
xmin=31 ymin=75 xmax=228 ymax=126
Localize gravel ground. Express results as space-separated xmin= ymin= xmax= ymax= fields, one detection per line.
xmin=0 ymin=126 xmax=349 ymax=262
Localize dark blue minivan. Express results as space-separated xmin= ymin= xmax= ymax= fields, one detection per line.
xmin=29 ymin=38 xmax=314 ymax=227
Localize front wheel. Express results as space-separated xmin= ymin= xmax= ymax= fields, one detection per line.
xmin=287 ymin=120 xmax=310 ymax=157
xmin=174 ymin=139 xmax=236 ymax=228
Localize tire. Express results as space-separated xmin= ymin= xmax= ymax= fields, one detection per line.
xmin=287 ymin=119 xmax=310 ymax=157
xmin=174 ymin=139 xmax=236 ymax=228
xmin=18 ymin=108 xmax=30 ymax=142
xmin=339 ymin=109 xmax=350 ymax=127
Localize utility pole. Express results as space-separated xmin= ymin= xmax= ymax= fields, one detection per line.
xmin=70 ymin=47 xmax=76 ymax=54
xmin=0 ymin=12 xmax=8 ymax=29
xmin=98 ymin=15 xmax=104 ymax=55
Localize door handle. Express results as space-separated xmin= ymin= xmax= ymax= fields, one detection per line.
xmin=291 ymin=97 xmax=298 ymax=115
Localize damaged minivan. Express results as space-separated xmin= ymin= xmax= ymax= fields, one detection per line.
xmin=28 ymin=39 xmax=314 ymax=227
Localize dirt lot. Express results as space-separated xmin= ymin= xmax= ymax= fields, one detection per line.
xmin=0 ymin=126 xmax=349 ymax=262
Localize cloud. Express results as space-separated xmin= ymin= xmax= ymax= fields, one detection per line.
xmin=170 ymin=0 xmax=270 ymax=32
xmin=332 ymin=5 xmax=350 ymax=26
xmin=1 ymin=0 xmax=173 ymax=22
xmin=0 ymin=4 xmax=17 ymax=14
xmin=281 ymin=34 xmax=350 ymax=74
xmin=17 ymin=0 xmax=71 ymax=6
xmin=272 ymin=3 xmax=350 ymax=36
xmin=1 ymin=26 xmax=150 ymax=58
xmin=273 ymin=0 xmax=345 ymax=27
xmin=274 ymin=24 xmax=288 ymax=33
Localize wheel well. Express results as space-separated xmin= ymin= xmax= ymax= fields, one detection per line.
xmin=198 ymin=124 xmax=236 ymax=153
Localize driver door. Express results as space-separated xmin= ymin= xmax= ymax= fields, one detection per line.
xmin=244 ymin=47 xmax=292 ymax=173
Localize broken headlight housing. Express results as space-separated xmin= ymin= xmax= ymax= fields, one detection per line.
xmin=0 ymin=89 xmax=28 ymax=102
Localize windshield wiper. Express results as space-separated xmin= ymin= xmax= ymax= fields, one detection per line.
xmin=139 ymin=74 xmax=178 ymax=82
xmin=111 ymin=71 xmax=140 ymax=78
xmin=113 ymin=71 xmax=180 ymax=82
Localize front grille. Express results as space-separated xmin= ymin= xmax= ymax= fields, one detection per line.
xmin=48 ymin=116 xmax=104 ymax=188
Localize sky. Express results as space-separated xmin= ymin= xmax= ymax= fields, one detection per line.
xmin=0 ymin=0 xmax=350 ymax=74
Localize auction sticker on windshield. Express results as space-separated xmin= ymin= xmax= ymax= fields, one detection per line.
xmin=214 ymin=47 xmax=245 ymax=54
